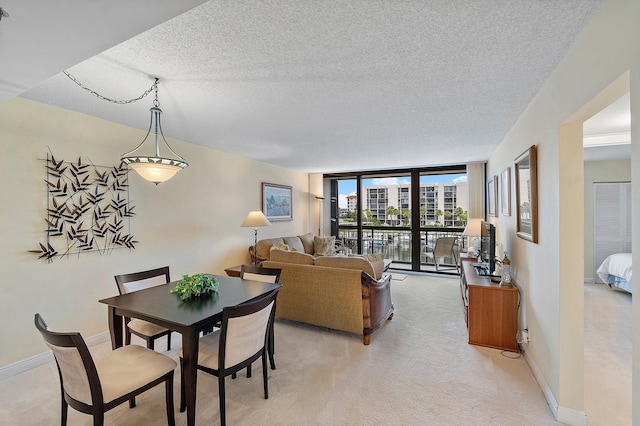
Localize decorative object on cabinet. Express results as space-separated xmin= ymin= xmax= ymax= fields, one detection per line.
xmin=514 ymin=145 xmax=538 ymax=243
xmin=462 ymin=218 xmax=487 ymax=258
xmin=487 ymin=175 xmax=497 ymax=217
xmin=262 ymin=182 xmax=293 ymax=221
xmin=63 ymin=72 xmax=188 ymax=184
xmin=30 ymin=152 xmax=136 ymax=263
xmin=501 ymin=167 xmax=511 ymax=216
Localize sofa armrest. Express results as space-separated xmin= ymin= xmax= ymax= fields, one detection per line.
xmin=248 ymin=245 xmax=268 ymax=263
xmin=361 ymin=272 xmax=394 ymax=345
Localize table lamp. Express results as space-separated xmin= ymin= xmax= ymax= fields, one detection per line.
xmin=462 ymin=218 xmax=487 ymax=258
xmin=241 ymin=211 xmax=272 ymax=264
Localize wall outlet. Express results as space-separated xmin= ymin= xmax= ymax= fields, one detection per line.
xmin=517 ymin=329 xmax=530 ymax=344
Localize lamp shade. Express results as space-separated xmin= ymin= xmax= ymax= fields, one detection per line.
xmin=462 ymin=218 xmax=488 ymax=237
xmin=241 ymin=211 xmax=272 ymax=228
xmin=128 ymin=161 xmax=184 ymax=184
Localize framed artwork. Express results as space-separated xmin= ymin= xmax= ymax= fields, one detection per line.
xmin=262 ymin=182 xmax=293 ymax=221
xmin=514 ymin=145 xmax=538 ymax=243
xmin=487 ymin=175 xmax=498 ymax=217
xmin=501 ymin=167 xmax=511 ymax=216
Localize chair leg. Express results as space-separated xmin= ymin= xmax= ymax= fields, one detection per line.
xmin=262 ymin=350 xmax=269 ymax=399
xmin=61 ymin=394 xmax=68 ymax=426
xmin=148 ymin=338 xmax=154 ymax=351
xmin=269 ymin=322 xmax=276 ymax=370
xmin=92 ymin=413 xmax=104 ymax=426
xmin=218 ymin=375 xmax=226 ymax=426
xmin=167 ymin=333 xmax=172 ymax=351
xmin=129 ymin=397 xmax=136 ymax=408
xmin=247 ymin=364 xmax=251 ymax=378
xmin=125 ymin=328 xmax=132 ymax=346
xmin=179 ymin=359 xmax=186 ymax=412
xmin=165 ymin=371 xmax=175 ymax=426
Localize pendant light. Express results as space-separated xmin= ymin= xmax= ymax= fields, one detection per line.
xmin=121 ymin=78 xmax=188 ymax=185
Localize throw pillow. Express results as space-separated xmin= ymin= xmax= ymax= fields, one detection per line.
xmin=314 ymin=236 xmax=336 ymax=256
xmin=271 ymin=243 xmax=290 ymax=252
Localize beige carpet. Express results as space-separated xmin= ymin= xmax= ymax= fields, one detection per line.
xmin=584 ymin=282 xmax=632 ymax=425
xmin=2 ymin=273 xmax=562 ymax=425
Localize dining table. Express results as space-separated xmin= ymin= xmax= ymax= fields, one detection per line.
xmin=99 ymin=274 xmax=281 ymax=426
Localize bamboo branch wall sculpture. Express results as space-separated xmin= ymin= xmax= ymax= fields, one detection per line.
xmin=30 ymin=152 xmax=137 ymax=263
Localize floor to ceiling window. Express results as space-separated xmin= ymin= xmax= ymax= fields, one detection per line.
xmin=328 ymin=166 xmax=468 ymax=274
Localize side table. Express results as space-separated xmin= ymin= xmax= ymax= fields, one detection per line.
xmin=224 ymin=265 xmax=243 ymax=277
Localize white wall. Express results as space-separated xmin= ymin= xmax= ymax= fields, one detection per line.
xmin=0 ymin=97 xmax=309 ymax=366
xmin=487 ymin=0 xmax=639 ymax=423
xmin=583 ymin=159 xmax=632 ymax=280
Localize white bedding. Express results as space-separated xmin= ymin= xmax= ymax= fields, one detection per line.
xmin=597 ymin=253 xmax=632 ymax=293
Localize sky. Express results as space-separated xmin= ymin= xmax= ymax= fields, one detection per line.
xmin=337 ymin=173 xmax=467 ymax=208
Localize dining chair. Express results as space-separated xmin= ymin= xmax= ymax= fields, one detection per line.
xmin=114 ymin=266 xmax=174 ymax=351
xmin=34 ymin=313 xmax=177 ymax=426
xmin=424 ymin=237 xmax=460 ymax=272
xmin=177 ymin=288 xmax=280 ymax=426
xmin=240 ymin=264 xmax=281 ymax=371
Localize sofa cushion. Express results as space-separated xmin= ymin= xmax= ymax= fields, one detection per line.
xmin=365 ymin=254 xmax=386 ymax=280
xmin=270 ymin=249 xmax=316 ymax=265
xmin=255 ymin=237 xmax=285 ymax=260
xmin=315 ymin=255 xmax=376 ymax=278
xmin=282 ymin=236 xmax=305 ymax=254
xmin=314 ymin=236 xmax=336 ymax=256
xmin=298 ymin=232 xmax=316 ymax=254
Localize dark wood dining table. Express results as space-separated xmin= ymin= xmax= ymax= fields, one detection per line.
xmin=99 ymin=274 xmax=281 ymax=426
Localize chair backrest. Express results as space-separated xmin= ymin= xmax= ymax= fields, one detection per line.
xmin=218 ymin=288 xmax=279 ymax=370
xmin=114 ymin=266 xmax=170 ymax=294
xmin=434 ymin=237 xmax=457 ymax=257
xmin=34 ymin=313 xmax=102 ymax=406
xmin=240 ymin=265 xmax=282 ymax=283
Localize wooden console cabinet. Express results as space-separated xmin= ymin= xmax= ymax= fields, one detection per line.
xmin=460 ymin=258 xmax=519 ymax=352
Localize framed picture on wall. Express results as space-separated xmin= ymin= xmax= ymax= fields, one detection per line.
xmin=515 ymin=145 xmax=538 ymax=243
xmin=262 ymin=182 xmax=293 ymax=221
xmin=501 ymin=167 xmax=511 ymax=216
xmin=487 ymin=175 xmax=498 ymax=217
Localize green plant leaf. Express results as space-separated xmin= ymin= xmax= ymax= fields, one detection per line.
xmin=170 ymin=273 xmax=219 ymax=301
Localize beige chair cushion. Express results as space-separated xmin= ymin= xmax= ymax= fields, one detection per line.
xmin=270 ymin=249 xmax=315 ymax=265
xmin=178 ymin=301 xmax=274 ymax=369
xmin=314 ymin=236 xmax=336 ymax=256
xmin=314 ymin=255 xmax=376 ymax=278
xmin=47 ymin=343 xmax=176 ymax=406
xmin=94 ymin=345 xmax=176 ymax=404
xmin=298 ymin=232 xmax=316 ymax=254
xmin=128 ymin=319 xmax=169 ymax=336
xmin=282 ymin=236 xmax=305 ymax=253
xmin=255 ymin=237 xmax=285 ymax=260
xmin=121 ymin=275 xmax=166 ymax=293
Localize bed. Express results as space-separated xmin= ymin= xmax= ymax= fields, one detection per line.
xmin=596 ymin=253 xmax=633 ymax=293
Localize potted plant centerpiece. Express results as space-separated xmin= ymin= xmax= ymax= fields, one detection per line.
xmin=170 ymin=273 xmax=219 ymax=301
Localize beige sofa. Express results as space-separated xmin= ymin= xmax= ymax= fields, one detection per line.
xmin=263 ymin=249 xmax=394 ymax=345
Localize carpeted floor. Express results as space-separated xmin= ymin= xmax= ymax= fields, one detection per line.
xmin=1 ymin=274 xmax=623 ymax=425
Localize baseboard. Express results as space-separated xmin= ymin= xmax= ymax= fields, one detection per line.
xmin=523 ymin=349 xmax=587 ymax=426
xmin=523 ymin=348 xmax=558 ymax=420
xmin=0 ymin=331 xmax=110 ymax=382
xmin=557 ymin=406 xmax=587 ymax=426
xmin=584 ymin=277 xmax=595 ymax=284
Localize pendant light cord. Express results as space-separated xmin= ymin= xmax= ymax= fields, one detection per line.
xmin=63 ymin=71 xmax=158 ymax=105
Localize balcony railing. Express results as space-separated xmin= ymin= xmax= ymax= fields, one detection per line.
xmin=337 ymin=225 xmax=467 ymax=274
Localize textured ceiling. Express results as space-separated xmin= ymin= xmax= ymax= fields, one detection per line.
xmin=10 ymin=1 xmax=605 ymax=173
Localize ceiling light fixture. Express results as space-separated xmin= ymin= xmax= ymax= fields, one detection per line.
xmin=121 ymin=78 xmax=188 ymax=185
xmin=0 ymin=7 xmax=10 ymax=21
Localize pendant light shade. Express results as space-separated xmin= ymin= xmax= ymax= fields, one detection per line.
xmin=121 ymin=80 xmax=188 ymax=185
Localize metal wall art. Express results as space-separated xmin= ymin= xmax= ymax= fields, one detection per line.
xmin=31 ymin=153 xmax=137 ymax=262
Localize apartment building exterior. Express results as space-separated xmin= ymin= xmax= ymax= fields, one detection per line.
xmin=361 ymin=182 xmax=468 ymax=227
